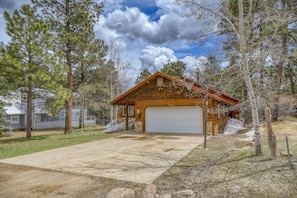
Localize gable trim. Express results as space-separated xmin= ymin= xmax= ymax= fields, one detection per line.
xmin=110 ymin=71 xmax=240 ymax=106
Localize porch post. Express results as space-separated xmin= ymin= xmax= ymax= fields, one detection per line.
xmin=204 ymin=87 xmax=208 ymax=148
xmin=125 ymin=102 xmax=129 ymax=130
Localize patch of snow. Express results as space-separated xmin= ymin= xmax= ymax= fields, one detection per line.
xmin=104 ymin=120 xmax=117 ymax=129
xmin=240 ymin=130 xmax=254 ymax=141
xmin=285 ymin=122 xmax=297 ymax=125
xmin=104 ymin=119 xmax=135 ymax=133
xmin=224 ymin=118 xmax=245 ymax=135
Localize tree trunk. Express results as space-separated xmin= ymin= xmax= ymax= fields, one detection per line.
xmin=26 ymin=78 xmax=33 ymax=139
xmin=64 ymin=0 xmax=72 ymax=134
xmin=79 ymin=92 xmax=85 ymax=136
xmin=79 ymin=89 xmax=85 ymax=131
xmin=265 ymin=107 xmax=277 ymax=159
xmin=204 ymin=88 xmax=208 ymax=148
xmin=238 ymin=0 xmax=262 ymax=156
xmin=79 ymin=68 xmax=85 ymax=129
xmin=110 ymin=69 xmax=114 ymax=125
xmin=272 ymin=1 xmax=288 ymax=121
xmin=79 ymin=105 xmax=83 ymax=129
xmin=287 ymin=63 xmax=295 ymax=95
xmin=259 ymin=15 xmax=265 ymax=97
xmin=243 ymin=81 xmax=252 ymax=124
xmin=64 ymin=48 xmax=73 ymax=134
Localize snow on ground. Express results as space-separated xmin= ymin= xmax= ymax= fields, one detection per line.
xmin=224 ymin=118 xmax=245 ymax=135
xmin=104 ymin=119 xmax=135 ymax=133
xmin=285 ymin=121 xmax=297 ymax=125
xmin=224 ymin=118 xmax=255 ymax=141
xmin=239 ymin=130 xmax=254 ymax=141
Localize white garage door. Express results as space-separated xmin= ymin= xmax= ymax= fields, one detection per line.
xmin=145 ymin=106 xmax=203 ymax=134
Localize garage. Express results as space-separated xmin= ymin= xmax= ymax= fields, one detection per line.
xmin=110 ymin=72 xmax=240 ymax=135
xmin=145 ymin=106 xmax=203 ymax=134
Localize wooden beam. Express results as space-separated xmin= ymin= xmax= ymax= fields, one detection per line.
xmin=125 ymin=102 xmax=129 ymax=130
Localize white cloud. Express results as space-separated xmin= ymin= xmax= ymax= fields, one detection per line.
xmin=220 ymin=60 xmax=230 ymax=68
xmin=182 ymin=56 xmax=208 ymax=77
xmin=105 ymin=7 xmax=158 ymax=42
xmin=139 ymin=46 xmax=177 ymax=72
xmin=155 ymin=0 xmax=178 ymax=16
xmin=139 ymin=46 xmax=209 ymax=78
xmin=102 ymin=1 xmax=218 ymax=44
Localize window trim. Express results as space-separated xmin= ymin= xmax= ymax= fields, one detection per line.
xmin=123 ymin=106 xmax=135 ymax=117
xmin=35 ymin=114 xmax=41 ymax=123
xmin=11 ymin=115 xmax=19 ymax=123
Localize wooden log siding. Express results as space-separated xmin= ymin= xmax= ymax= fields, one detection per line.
xmin=212 ymin=113 xmax=228 ymax=135
xmin=209 ymin=100 xmax=229 ymax=135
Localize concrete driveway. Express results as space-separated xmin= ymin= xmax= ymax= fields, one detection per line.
xmin=0 ymin=134 xmax=204 ymax=184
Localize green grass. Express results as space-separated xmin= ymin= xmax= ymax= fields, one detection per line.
xmin=0 ymin=126 xmax=114 ymax=160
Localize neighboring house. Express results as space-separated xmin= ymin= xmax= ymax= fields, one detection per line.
xmin=110 ymin=71 xmax=240 ymax=135
xmin=3 ymin=96 xmax=96 ymax=130
xmin=3 ymin=105 xmax=26 ymax=130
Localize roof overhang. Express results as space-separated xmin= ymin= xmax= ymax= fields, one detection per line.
xmin=110 ymin=71 xmax=240 ymax=106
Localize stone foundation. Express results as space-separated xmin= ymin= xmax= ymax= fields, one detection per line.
xmin=207 ymin=122 xmax=212 ymax=134
xmin=134 ymin=121 xmax=143 ymax=133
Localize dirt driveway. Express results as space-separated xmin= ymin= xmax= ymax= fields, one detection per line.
xmin=0 ymin=134 xmax=204 ymax=184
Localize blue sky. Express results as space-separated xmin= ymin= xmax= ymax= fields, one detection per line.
xmin=99 ymin=0 xmax=223 ymax=77
xmin=0 ymin=0 xmax=224 ymax=79
xmin=122 ymin=0 xmax=160 ymax=20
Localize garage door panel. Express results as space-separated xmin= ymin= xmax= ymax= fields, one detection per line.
xmin=145 ymin=106 xmax=203 ymax=134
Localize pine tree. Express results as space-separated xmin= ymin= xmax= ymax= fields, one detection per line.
xmin=32 ymin=0 xmax=104 ymax=134
xmin=203 ymin=55 xmax=221 ymax=89
xmin=161 ymin=60 xmax=186 ymax=78
xmin=0 ymin=42 xmax=9 ymax=133
xmin=73 ymin=31 xmax=107 ymax=128
xmin=135 ymin=69 xmax=152 ymax=84
xmin=1 ymin=4 xmax=68 ymax=138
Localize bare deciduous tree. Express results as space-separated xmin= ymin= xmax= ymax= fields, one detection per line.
xmin=179 ymin=0 xmax=263 ymax=155
xmin=179 ymin=0 xmax=296 ymax=156
xmin=265 ymin=107 xmax=277 ymax=159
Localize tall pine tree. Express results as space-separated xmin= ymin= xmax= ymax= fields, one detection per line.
xmin=135 ymin=69 xmax=152 ymax=84
xmin=1 ymin=4 xmax=68 ymax=138
xmin=32 ymin=0 xmax=104 ymax=134
xmin=73 ymin=30 xmax=107 ymax=128
xmin=161 ymin=60 xmax=186 ymax=78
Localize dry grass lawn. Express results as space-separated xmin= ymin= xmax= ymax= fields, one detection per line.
xmin=154 ymin=121 xmax=297 ymax=197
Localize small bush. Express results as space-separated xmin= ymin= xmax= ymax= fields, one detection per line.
xmin=0 ymin=131 xmax=12 ymax=137
xmin=0 ymin=125 xmax=12 ymax=137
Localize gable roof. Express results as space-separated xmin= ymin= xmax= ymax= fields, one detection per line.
xmin=110 ymin=71 xmax=240 ymax=106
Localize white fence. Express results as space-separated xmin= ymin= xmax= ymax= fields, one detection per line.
xmin=34 ymin=116 xmax=96 ymax=130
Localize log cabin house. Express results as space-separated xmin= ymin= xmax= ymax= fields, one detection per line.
xmin=110 ymin=71 xmax=240 ymax=135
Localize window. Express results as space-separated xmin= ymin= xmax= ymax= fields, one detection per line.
xmin=11 ymin=115 xmax=19 ymax=123
xmin=123 ymin=106 xmax=134 ymax=117
xmin=35 ymin=114 xmax=41 ymax=122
